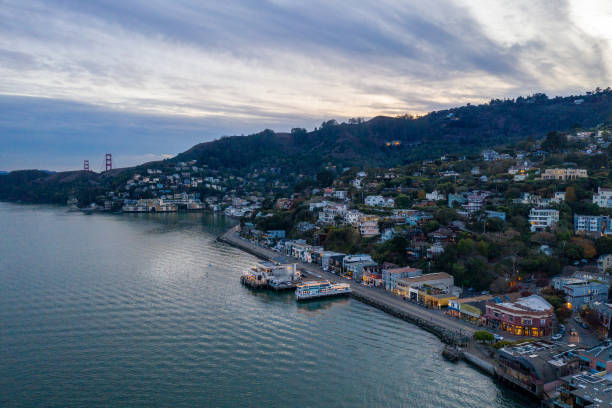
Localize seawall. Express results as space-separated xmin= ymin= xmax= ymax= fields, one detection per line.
xmin=218 ymin=227 xmax=474 ymax=346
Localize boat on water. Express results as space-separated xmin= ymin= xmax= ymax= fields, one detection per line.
xmin=66 ymin=197 xmax=79 ymax=212
xmin=295 ymin=280 xmax=351 ymax=301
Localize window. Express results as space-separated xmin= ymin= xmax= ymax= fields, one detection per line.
xmin=522 ymin=319 xmax=532 ymax=325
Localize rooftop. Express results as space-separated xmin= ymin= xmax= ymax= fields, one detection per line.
xmin=495 ymin=295 xmax=553 ymax=312
xmin=399 ymin=272 xmax=452 ymax=283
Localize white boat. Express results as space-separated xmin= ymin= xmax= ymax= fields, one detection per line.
xmin=295 ymin=280 xmax=351 ymax=301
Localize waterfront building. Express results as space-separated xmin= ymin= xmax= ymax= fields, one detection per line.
xmin=394 ymin=272 xmax=456 ymax=308
xmin=484 ymin=295 xmax=553 ymax=337
xmin=342 ymin=254 xmax=374 ymax=276
xmin=382 ymin=266 xmax=422 ymax=291
xmin=555 ymin=372 xmax=612 ymax=407
xmin=497 ymin=341 xmax=581 ymax=398
xmin=540 ymin=168 xmax=588 ymax=181
xmin=448 ymin=295 xmax=492 ymax=323
xmin=242 ymin=262 xmax=300 ymax=289
xmin=327 ymin=253 xmax=347 ymax=275
xmin=348 ymin=260 xmax=379 ymax=282
xmin=574 ymin=214 xmax=612 ymax=235
xmin=528 ymin=208 xmax=559 ymax=232
xmin=593 ymin=187 xmax=612 ymax=208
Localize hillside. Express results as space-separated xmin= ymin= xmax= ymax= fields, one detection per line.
xmin=175 ymin=90 xmax=612 ymax=171
xmin=2 ymin=88 xmax=612 ymax=204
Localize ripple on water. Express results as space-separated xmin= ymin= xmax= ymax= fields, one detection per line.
xmin=0 ymin=204 xmax=537 ymax=408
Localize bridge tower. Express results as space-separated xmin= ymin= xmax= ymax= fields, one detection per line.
xmin=105 ymin=153 xmax=112 ymax=171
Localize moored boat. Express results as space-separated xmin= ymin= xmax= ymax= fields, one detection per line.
xmin=295 ymin=280 xmax=351 ymax=301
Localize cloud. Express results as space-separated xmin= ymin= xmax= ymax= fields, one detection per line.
xmin=0 ymin=0 xmax=611 ymax=170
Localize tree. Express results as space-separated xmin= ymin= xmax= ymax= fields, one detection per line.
xmin=542 ymin=131 xmax=568 ymax=151
xmin=316 ymin=170 xmax=334 ymax=188
xmin=571 ymin=237 xmax=597 ymax=259
xmin=474 ymin=330 xmax=494 ymax=343
xmin=457 ymin=238 xmax=475 ymax=256
xmin=477 ymin=241 xmax=490 ymax=258
xmin=565 ymin=186 xmax=577 ymax=203
xmin=596 ymin=236 xmax=612 ymax=255
xmin=435 ymin=207 xmax=458 ymax=225
xmin=395 ymin=194 xmax=411 ymax=208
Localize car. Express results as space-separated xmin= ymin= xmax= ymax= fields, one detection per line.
xmin=581 ymin=322 xmax=588 ymax=329
xmin=552 ymin=333 xmax=563 ymax=341
xmin=559 ymin=324 xmax=566 ymax=331
xmin=493 ymin=334 xmax=504 ymax=342
xmin=574 ymin=317 xmax=582 ymax=324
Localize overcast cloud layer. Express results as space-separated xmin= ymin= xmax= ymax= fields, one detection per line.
xmin=1 ymin=0 xmax=612 ymax=170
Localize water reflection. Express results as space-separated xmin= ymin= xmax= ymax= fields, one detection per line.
xmin=296 ymin=297 xmax=351 ymax=314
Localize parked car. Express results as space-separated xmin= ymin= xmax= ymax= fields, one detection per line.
xmin=552 ymin=333 xmax=563 ymax=341
xmin=581 ymin=322 xmax=588 ymax=329
xmin=559 ymin=324 xmax=566 ymax=332
xmin=574 ymin=317 xmax=582 ymax=324
xmin=494 ymin=334 xmax=504 ymax=342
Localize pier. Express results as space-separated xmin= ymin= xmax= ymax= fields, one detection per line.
xmin=219 ymin=226 xmax=475 ymax=345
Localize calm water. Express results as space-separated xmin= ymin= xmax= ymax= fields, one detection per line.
xmin=0 ymin=203 xmax=535 ymax=407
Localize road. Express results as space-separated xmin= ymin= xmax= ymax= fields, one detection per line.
xmin=221 ymin=228 xmax=477 ymax=337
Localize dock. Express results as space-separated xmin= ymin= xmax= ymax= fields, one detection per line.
xmin=219 ymin=227 xmax=475 ymax=345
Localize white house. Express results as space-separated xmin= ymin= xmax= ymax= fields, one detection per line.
xmin=318 ymin=211 xmax=336 ymax=224
xmin=334 ymin=190 xmax=348 ymax=200
xmin=365 ymin=195 xmax=385 ymax=206
xmin=426 ymin=191 xmax=445 ymax=201
xmin=593 ymin=187 xmax=612 ymax=208
xmin=344 ymin=210 xmax=362 ymax=225
xmin=364 ymin=195 xmax=395 ymax=207
xmin=359 ymin=220 xmax=379 ymax=237
xmin=528 ymin=208 xmax=559 ymax=232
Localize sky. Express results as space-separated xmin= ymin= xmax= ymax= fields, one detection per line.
xmin=1 ymin=0 xmax=612 ymax=171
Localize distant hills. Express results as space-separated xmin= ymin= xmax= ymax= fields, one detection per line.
xmin=2 ymin=88 xmax=612 ymax=204
xmin=175 ymin=89 xmax=612 ymax=172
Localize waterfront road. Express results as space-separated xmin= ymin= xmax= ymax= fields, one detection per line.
xmin=221 ymin=227 xmax=476 ymax=337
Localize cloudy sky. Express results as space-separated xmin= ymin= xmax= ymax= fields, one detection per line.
xmin=1 ymin=0 xmax=612 ymax=171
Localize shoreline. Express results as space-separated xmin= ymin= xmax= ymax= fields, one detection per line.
xmin=216 ymin=226 xmax=539 ymax=399
xmin=217 ymin=226 xmax=476 ymax=345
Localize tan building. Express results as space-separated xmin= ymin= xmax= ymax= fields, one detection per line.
xmin=540 ymin=168 xmax=587 ymax=181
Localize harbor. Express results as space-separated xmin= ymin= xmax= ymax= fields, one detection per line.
xmin=219 ymin=225 xmax=475 ymax=345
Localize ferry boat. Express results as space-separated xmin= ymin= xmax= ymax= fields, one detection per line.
xmin=295 ymin=280 xmax=351 ymax=301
